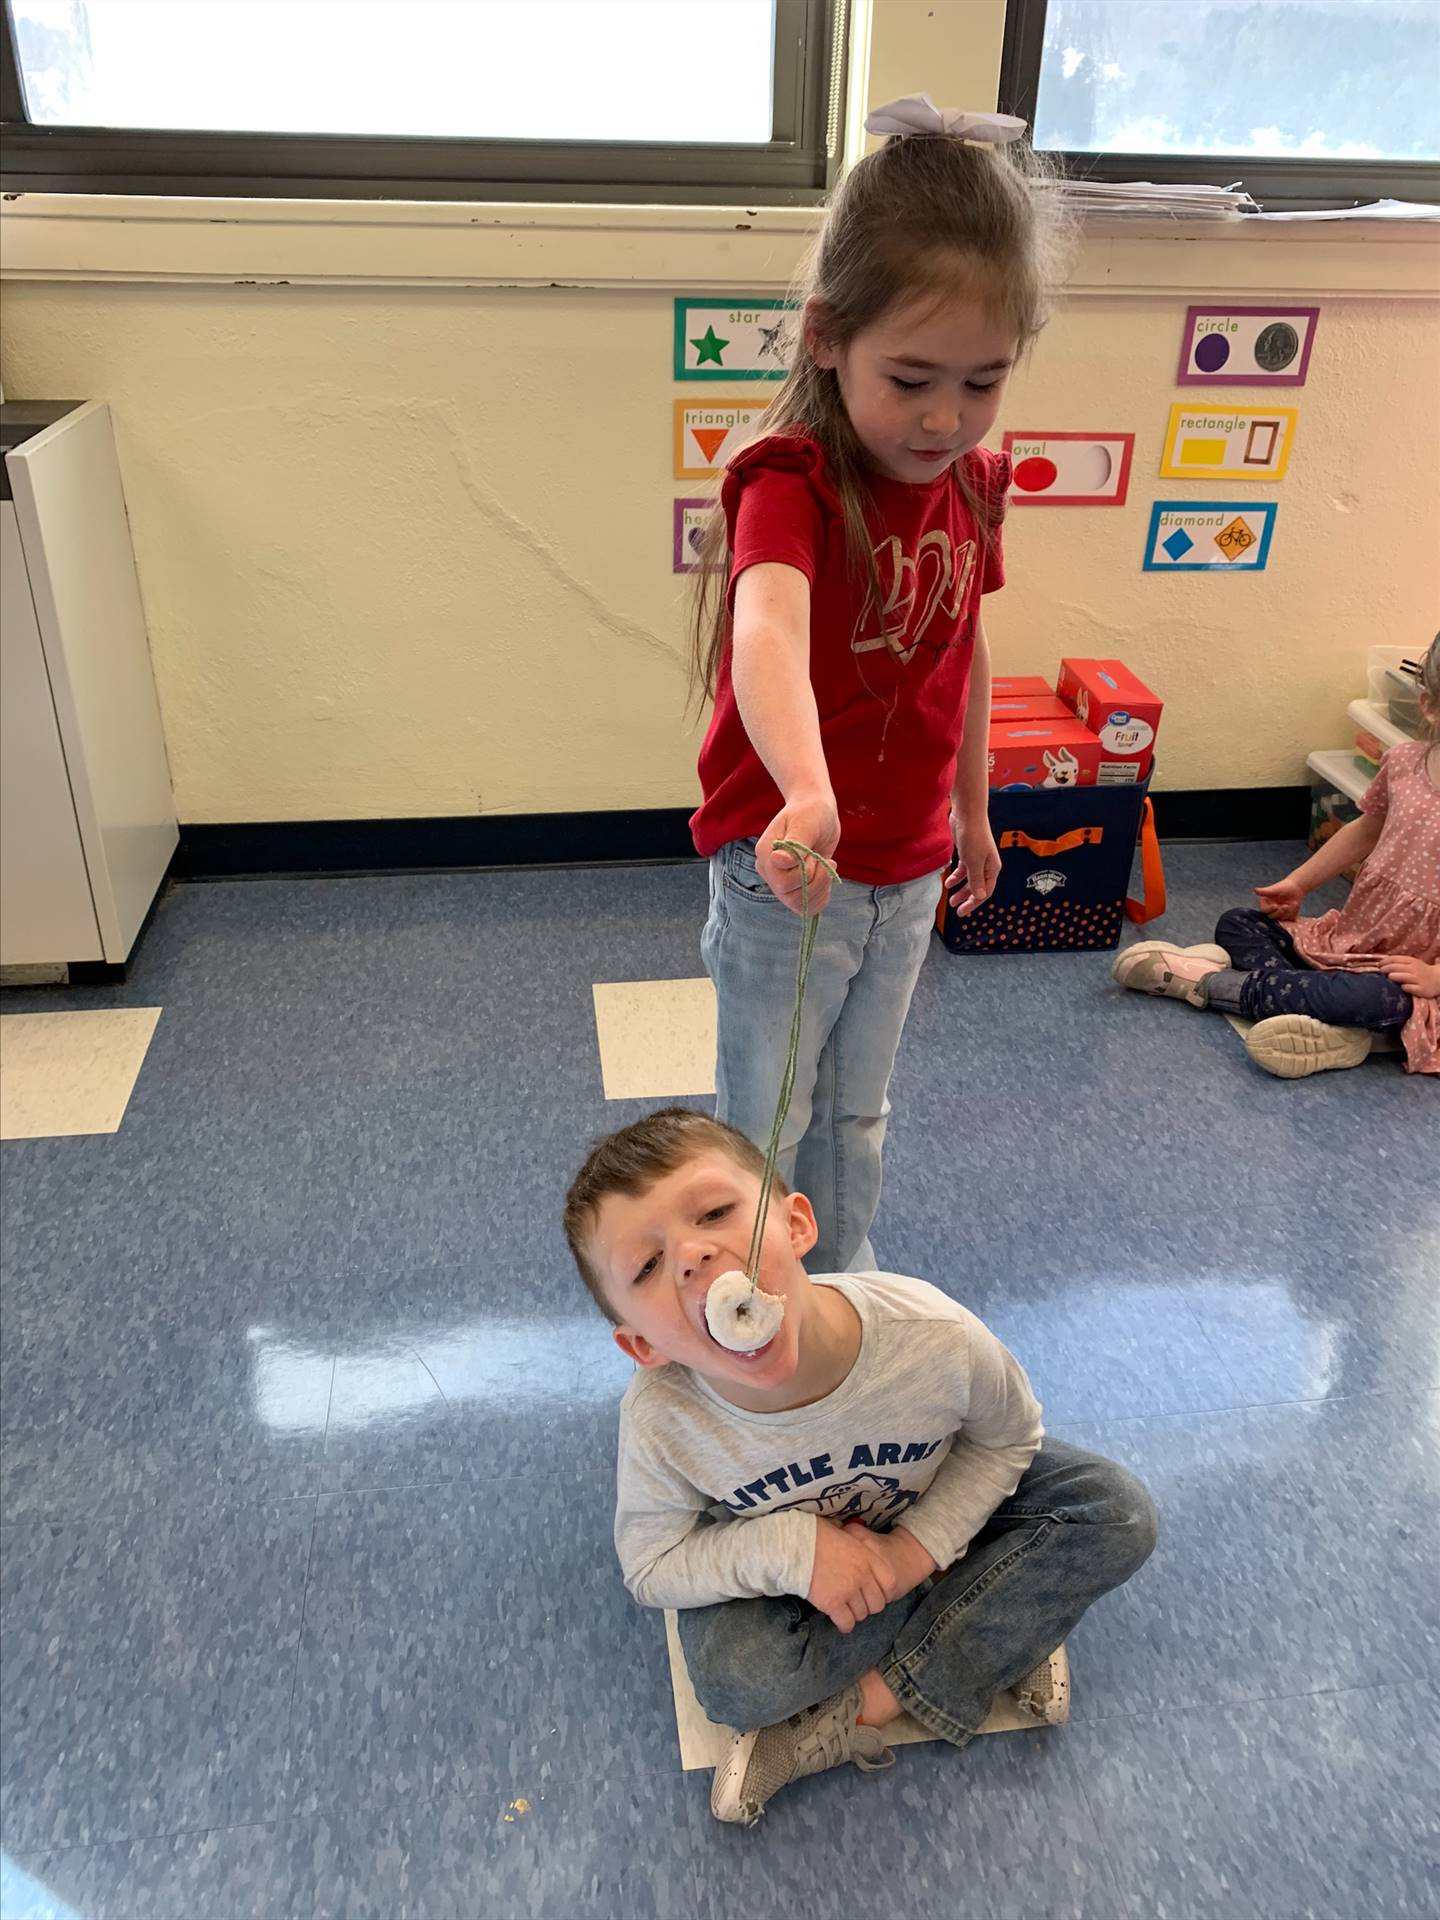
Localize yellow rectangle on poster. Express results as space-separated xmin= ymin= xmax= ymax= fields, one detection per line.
xmin=1160 ymin=404 xmax=1297 ymax=481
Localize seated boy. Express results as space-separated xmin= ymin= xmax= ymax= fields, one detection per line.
xmin=563 ymin=1107 xmax=1158 ymax=1827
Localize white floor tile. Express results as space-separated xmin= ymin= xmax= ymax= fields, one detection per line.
xmin=663 ymin=1609 xmax=1030 ymax=1770
xmin=591 ymin=978 xmax=716 ymax=1100
xmin=0 ymin=1008 xmax=162 ymax=1140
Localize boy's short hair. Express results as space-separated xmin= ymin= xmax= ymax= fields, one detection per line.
xmin=563 ymin=1106 xmax=784 ymax=1325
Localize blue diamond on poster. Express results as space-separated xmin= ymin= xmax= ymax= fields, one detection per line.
xmin=1162 ymin=528 xmax=1195 ymax=561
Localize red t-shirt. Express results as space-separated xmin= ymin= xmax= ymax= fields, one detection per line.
xmin=691 ymin=432 xmax=1010 ymax=886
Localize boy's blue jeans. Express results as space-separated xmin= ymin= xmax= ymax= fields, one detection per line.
xmin=678 ymin=1441 xmax=1157 ymax=1746
xmin=701 ymin=838 xmax=943 ymax=1274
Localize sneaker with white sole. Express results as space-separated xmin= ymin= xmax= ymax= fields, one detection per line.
xmin=1011 ymin=1645 xmax=1071 ymax=1726
xmin=710 ymin=1684 xmax=896 ymax=1827
xmin=1111 ymin=941 xmax=1231 ymax=1007
xmin=1244 ymin=1014 xmax=1373 ymax=1079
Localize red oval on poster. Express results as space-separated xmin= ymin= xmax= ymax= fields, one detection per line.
xmin=1013 ymin=455 xmax=1058 ymax=493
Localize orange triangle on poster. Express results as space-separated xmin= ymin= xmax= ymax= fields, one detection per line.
xmin=691 ymin=426 xmax=730 ymax=464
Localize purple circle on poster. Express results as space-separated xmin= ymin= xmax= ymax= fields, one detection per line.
xmin=1194 ymin=333 xmax=1230 ymax=372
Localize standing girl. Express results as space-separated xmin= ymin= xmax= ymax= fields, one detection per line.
xmin=688 ymin=96 xmax=1066 ymax=1272
xmin=1114 ymin=634 xmax=1440 ymax=1079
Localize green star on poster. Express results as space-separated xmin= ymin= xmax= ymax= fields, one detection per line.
xmin=691 ymin=325 xmax=729 ymax=367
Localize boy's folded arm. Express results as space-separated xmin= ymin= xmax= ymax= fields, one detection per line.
xmin=620 ymin=1507 xmax=819 ymax=1611
xmin=896 ymin=1311 xmax=1045 ymax=1573
xmin=615 ymin=1434 xmax=818 ymax=1611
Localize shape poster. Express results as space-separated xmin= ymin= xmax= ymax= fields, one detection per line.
xmin=674 ymin=399 xmax=768 ymax=478
xmin=673 ymin=298 xmax=794 ymax=381
xmin=1002 ymin=430 xmax=1135 ymax=506
xmin=1159 ymin=404 xmax=1297 ymax=481
xmin=673 ymin=498 xmax=716 ymax=573
xmin=1143 ymin=501 xmax=1277 ymax=572
xmin=1177 ymin=305 xmax=1319 ymax=387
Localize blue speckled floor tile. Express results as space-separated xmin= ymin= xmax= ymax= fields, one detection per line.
xmin=684 ymin=1727 xmax=1125 ymax=1920
xmin=1060 ymin=1390 xmax=1440 ymax=1721
xmin=0 ymin=1318 xmax=330 ymax=1521
xmin=299 ymin=1773 xmax=708 ymax=1920
xmin=317 ymin=1311 xmax=626 ymax=1491
xmin=1069 ymin=1683 xmax=1440 ymax=1920
xmin=283 ymin=1477 xmax=675 ymax=1818
xmin=958 ymin=1277 xmax=1238 ymax=1423
xmin=0 ymin=1497 xmax=314 ymax=1850
xmin=2 ymin=843 xmax=1435 ymax=1918
xmin=1167 ymin=1215 xmax=1440 ymax=1404
xmin=2 ymin=1821 xmax=310 ymax=1920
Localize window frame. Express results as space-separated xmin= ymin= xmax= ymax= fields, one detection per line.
xmin=999 ymin=0 xmax=1440 ymax=211
xmin=0 ymin=0 xmax=846 ymax=205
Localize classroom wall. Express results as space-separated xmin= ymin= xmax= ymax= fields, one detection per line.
xmin=2 ymin=3 xmax=1438 ymax=826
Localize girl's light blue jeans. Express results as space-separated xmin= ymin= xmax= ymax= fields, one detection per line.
xmin=700 ymin=837 xmax=943 ymax=1274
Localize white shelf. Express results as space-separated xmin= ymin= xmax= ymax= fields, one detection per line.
xmin=1348 ymin=697 xmax=1418 ymax=753
xmin=1306 ymin=748 xmax=1372 ymax=806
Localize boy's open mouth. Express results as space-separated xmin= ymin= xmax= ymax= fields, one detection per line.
xmin=726 ymin=1336 xmax=776 ymax=1364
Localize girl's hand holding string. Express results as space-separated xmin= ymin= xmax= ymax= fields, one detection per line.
xmin=757 ymin=790 xmax=841 ymax=915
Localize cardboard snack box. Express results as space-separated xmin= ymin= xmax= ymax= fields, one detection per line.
xmin=1055 ymin=658 xmax=1163 ymax=783
xmin=988 ymin=717 xmax=1104 ymax=790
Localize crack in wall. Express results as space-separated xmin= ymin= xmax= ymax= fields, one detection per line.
xmin=426 ymin=401 xmax=686 ymax=681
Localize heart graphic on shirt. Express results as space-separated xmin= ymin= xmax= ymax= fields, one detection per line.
xmin=852 ymin=531 xmax=976 ymax=664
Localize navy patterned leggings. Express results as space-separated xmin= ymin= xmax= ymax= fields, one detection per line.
xmin=1213 ymin=909 xmax=1412 ymax=1031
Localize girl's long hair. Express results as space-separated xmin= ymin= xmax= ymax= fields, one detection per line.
xmin=686 ymin=131 xmax=1070 ymax=710
xmin=1419 ymin=632 xmax=1440 ymax=751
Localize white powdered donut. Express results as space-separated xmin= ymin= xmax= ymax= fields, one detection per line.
xmin=704 ymin=1269 xmax=786 ymax=1353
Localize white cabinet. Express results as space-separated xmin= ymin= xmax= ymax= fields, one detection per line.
xmin=1 ymin=402 xmax=177 ymax=969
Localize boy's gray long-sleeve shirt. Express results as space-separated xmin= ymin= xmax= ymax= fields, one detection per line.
xmin=614 ymin=1272 xmax=1044 ymax=1611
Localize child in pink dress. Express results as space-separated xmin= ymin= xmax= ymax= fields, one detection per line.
xmin=1113 ymin=636 xmax=1439 ymax=1079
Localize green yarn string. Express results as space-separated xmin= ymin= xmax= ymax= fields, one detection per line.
xmin=743 ymin=841 xmax=840 ymax=1292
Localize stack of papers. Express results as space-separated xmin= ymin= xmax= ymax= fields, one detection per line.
xmin=1249 ymin=199 xmax=1440 ymax=222
xmin=1041 ymin=178 xmax=1258 ymax=220
xmin=1040 ymin=180 xmax=1439 ymax=223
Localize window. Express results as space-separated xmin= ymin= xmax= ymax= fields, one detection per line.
xmin=0 ymin=0 xmax=846 ymax=203
xmin=1001 ymin=0 xmax=1440 ymax=207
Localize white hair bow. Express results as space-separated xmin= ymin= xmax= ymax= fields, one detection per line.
xmin=864 ymin=93 xmax=1027 ymax=145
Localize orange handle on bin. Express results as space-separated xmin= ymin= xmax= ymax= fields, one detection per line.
xmin=998 ymin=826 xmax=1104 ymax=858
xmin=1125 ymin=798 xmax=1166 ymax=924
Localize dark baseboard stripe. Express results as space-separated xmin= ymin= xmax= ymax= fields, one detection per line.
xmin=172 ymin=808 xmax=699 ymax=879
xmin=1149 ymin=785 xmax=1309 ymax=841
xmin=172 ymin=788 xmax=1311 ymax=881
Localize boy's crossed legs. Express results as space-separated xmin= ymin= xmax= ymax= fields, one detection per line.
xmin=678 ymin=1441 xmax=1157 ymax=1824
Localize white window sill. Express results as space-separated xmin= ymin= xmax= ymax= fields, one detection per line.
xmin=2 ymin=194 xmax=1437 ymax=297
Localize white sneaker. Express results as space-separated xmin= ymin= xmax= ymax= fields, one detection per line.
xmin=710 ymin=1684 xmax=895 ymax=1827
xmin=1011 ymin=1645 xmax=1071 ymax=1726
xmin=1244 ymin=1014 xmax=1373 ymax=1079
xmin=1111 ymin=941 xmax=1231 ymax=1008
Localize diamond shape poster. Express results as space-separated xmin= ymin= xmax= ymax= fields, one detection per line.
xmin=1143 ymin=501 xmax=1277 ymax=572
xmin=673 ymin=299 xmax=794 ymax=381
